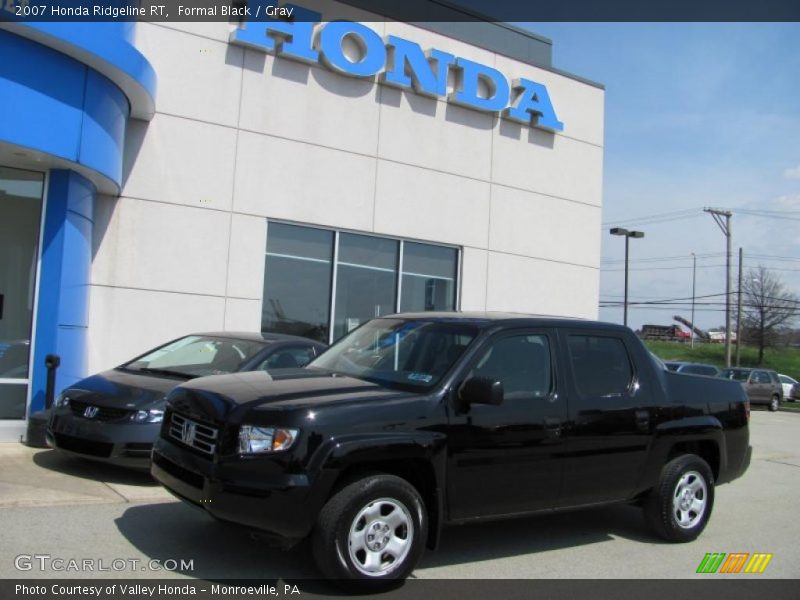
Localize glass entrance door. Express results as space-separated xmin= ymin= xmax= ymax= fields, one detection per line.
xmin=0 ymin=166 xmax=44 ymax=419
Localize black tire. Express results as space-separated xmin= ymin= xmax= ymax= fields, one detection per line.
xmin=644 ymin=454 xmax=715 ymax=543
xmin=768 ymin=395 xmax=780 ymax=412
xmin=312 ymin=473 xmax=427 ymax=582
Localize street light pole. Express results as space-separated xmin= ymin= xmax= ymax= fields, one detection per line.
xmin=704 ymin=207 xmax=733 ymax=367
xmin=736 ymin=247 xmax=743 ymax=366
xmin=623 ymin=235 xmax=630 ymax=327
xmin=691 ymin=252 xmax=696 ymax=350
xmin=609 ymin=227 xmax=645 ymax=328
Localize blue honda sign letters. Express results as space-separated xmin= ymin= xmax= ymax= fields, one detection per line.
xmin=230 ymin=16 xmax=563 ymax=132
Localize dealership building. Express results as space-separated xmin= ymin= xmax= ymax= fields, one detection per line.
xmin=0 ymin=2 xmax=604 ymax=439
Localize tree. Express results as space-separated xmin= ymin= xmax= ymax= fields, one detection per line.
xmin=741 ymin=266 xmax=800 ymax=364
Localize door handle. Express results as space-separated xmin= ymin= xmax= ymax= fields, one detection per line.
xmin=544 ymin=417 xmax=562 ymax=438
xmin=635 ymin=409 xmax=650 ymax=431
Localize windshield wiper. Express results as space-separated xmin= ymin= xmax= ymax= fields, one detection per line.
xmin=130 ymin=367 xmax=193 ymax=379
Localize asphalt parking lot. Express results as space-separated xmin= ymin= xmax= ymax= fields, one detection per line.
xmin=0 ymin=410 xmax=798 ymax=581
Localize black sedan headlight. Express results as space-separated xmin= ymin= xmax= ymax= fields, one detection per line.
xmin=130 ymin=409 xmax=164 ymax=423
xmin=55 ymin=392 xmax=71 ymax=408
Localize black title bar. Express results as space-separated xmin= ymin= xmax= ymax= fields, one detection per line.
xmin=1 ymin=0 xmax=799 ymax=23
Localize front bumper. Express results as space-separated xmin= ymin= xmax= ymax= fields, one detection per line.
xmin=47 ymin=411 xmax=158 ymax=470
xmin=150 ymin=438 xmax=333 ymax=542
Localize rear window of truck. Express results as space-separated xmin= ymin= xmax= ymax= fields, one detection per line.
xmin=567 ymin=335 xmax=633 ymax=398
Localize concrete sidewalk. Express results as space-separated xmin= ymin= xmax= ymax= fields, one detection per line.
xmin=0 ymin=443 xmax=173 ymax=509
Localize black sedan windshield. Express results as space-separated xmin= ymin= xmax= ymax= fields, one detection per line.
xmin=123 ymin=336 xmax=266 ymax=378
xmin=308 ymin=318 xmax=478 ymax=390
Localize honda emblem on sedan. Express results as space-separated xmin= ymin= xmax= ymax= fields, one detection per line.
xmin=83 ymin=406 xmax=99 ymax=419
xmin=181 ymin=420 xmax=197 ymax=445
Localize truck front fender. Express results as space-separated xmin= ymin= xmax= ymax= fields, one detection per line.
xmin=306 ymin=432 xmax=448 ymax=549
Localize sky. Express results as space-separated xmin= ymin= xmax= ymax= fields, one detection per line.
xmin=516 ymin=22 xmax=800 ymax=333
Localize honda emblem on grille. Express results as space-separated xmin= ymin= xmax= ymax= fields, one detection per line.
xmin=83 ymin=406 xmax=99 ymax=419
xmin=181 ymin=420 xmax=197 ymax=445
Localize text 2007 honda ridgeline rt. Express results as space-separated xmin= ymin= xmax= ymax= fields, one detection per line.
xmin=151 ymin=314 xmax=751 ymax=581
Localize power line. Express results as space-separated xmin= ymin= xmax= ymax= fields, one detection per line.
xmin=601 ymin=264 xmax=800 ymax=273
xmin=747 ymin=254 xmax=800 ymax=263
xmin=599 ymin=292 xmax=730 ymax=303
xmin=600 ymin=299 xmax=799 ymax=308
xmin=601 ymin=252 xmax=800 ymax=265
xmin=602 ymin=264 xmax=728 ymax=272
xmin=598 ymin=304 xmax=800 ymax=317
xmin=600 ymin=252 xmax=725 ymax=265
xmin=602 ymin=207 xmax=800 ymax=232
xmin=602 ymin=208 xmax=700 ymax=227
xmin=733 ymin=209 xmax=800 ymax=221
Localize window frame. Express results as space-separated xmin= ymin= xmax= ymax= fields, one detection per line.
xmin=564 ymin=332 xmax=638 ymax=400
xmin=456 ymin=329 xmax=558 ymax=404
xmin=264 ymin=220 xmax=462 ymax=345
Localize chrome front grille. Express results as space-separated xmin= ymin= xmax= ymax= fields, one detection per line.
xmin=169 ymin=412 xmax=218 ymax=455
xmin=69 ymin=400 xmax=132 ymax=421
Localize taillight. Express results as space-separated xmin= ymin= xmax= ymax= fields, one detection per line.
xmin=744 ymin=400 xmax=750 ymax=422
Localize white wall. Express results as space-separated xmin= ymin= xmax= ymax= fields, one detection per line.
xmin=87 ymin=17 xmax=604 ymax=371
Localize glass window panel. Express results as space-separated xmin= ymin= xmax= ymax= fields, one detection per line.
xmin=469 ymin=335 xmax=552 ymax=400
xmin=338 ymin=233 xmax=398 ymax=271
xmin=262 ymin=223 xmax=333 ymax=343
xmin=262 ymin=223 xmax=461 ymax=345
xmin=0 ymin=383 xmax=28 ymax=419
xmin=0 ymin=340 xmax=31 ymax=379
xmin=0 ymin=166 xmax=45 ymax=420
xmin=266 ymin=222 xmax=334 ymax=261
xmin=567 ymin=335 xmax=633 ymax=398
xmin=333 ymin=234 xmax=398 ymax=341
xmin=400 ymin=242 xmax=457 ymax=312
xmin=0 ymin=167 xmax=43 ymax=380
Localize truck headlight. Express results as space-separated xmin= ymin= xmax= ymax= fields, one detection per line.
xmin=238 ymin=426 xmax=298 ymax=454
xmin=131 ymin=409 xmax=164 ymax=423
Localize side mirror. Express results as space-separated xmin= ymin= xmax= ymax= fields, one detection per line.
xmin=458 ymin=376 xmax=503 ymax=408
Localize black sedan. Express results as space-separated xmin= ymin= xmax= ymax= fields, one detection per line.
xmin=46 ymin=332 xmax=326 ymax=469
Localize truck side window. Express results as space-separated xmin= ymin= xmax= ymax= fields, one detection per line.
xmin=567 ymin=335 xmax=633 ymax=397
xmin=469 ymin=335 xmax=552 ymax=400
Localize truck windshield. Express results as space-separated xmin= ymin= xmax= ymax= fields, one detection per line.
xmin=308 ymin=318 xmax=479 ymax=390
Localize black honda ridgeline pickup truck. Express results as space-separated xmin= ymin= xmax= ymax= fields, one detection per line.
xmin=151 ymin=314 xmax=751 ymax=581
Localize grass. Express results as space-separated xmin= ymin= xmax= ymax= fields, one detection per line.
xmin=644 ymin=340 xmax=800 ymax=378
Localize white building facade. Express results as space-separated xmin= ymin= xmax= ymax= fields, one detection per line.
xmin=91 ymin=14 xmax=604 ymax=371
xmin=0 ymin=2 xmax=603 ymax=433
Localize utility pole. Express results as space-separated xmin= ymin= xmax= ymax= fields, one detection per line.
xmin=704 ymin=208 xmax=733 ymax=367
xmin=691 ymin=252 xmax=696 ymax=350
xmin=736 ymin=247 xmax=743 ymax=366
